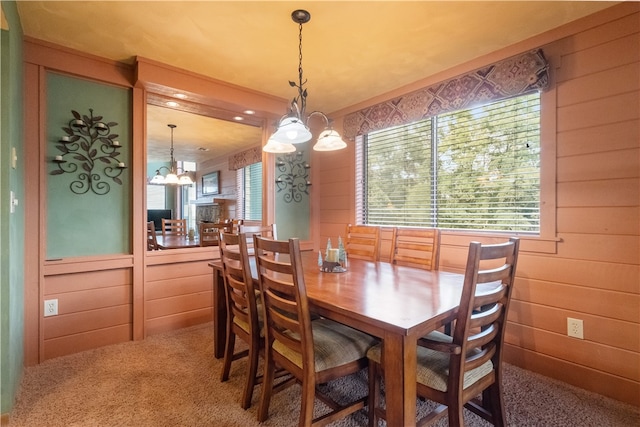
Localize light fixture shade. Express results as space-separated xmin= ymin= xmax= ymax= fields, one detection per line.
xmin=313 ymin=129 xmax=347 ymax=151
xmin=164 ymin=172 xmax=179 ymax=185
xmin=150 ymin=172 xmax=165 ymax=185
xmin=178 ymin=174 xmax=194 ymax=185
xmin=263 ymin=138 xmax=297 ymax=153
xmin=271 ymin=116 xmax=312 ymax=144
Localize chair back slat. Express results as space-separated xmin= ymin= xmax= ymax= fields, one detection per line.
xmin=254 ymin=235 xmax=313 ymax=375
xmin=219 ymin=232 xmax=259 ymax=341
xmin=161 ymin=218 xmax=187 ymax=236
xmin=346 ymin=224 xmax=380 ymax=261
xmin=391 ymin=227 xmax=440 ymax=270
xmin=451 ymin=237 xmax=519 ymax=391
xmin=200 ymin=222 xmax=230 ymax=246
xmin=146 ymin=221 xmax=159 ymax=250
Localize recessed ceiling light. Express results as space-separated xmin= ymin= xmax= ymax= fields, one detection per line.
xmin=234 ymin=116 xmax=244 ymax=121
xmin=174 ymin=93 xmax=187 ymax=99
xmin=166 ymin=101 xmax=179 ymax=108
xmin=244 ymin=110 xmax=255 ymax=115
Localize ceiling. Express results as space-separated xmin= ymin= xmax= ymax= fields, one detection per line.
xmin=15 ymin=1 xmax=617 ymax=163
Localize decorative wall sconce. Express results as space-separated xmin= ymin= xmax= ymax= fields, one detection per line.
xmin=50 ymin=109 xmax=126 ymax=195
xmin=275 ymin=151 xmax=311 ymax=203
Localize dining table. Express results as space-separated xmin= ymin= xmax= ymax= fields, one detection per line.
xmin=209 ymin=250 xmax=465 ymax=426
xmin=156 ymin=234 xmax=201 ymax=249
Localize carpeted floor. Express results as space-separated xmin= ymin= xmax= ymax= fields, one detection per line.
xmin=9 ymin=323 xmax=639 ymax=426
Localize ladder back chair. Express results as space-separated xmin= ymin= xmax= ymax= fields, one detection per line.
xmin=391 ymin=227 xmax=440 ymax=270
xmin=254 ymin=235 xmax=378 ymax=427
xmin=345 ymin=224 xmax=380 ymax=261
xmin=199 ymin=222 xmax=230 ymax=247
xmin=368 ymin=237 xmax=520 ymax=427
xmin=146 ymin=221 xmax=158 ymax=250
xmin=161 ymin=218 xmax=187 ymax=236
xmin=219 ymin=232 xmax=263 ymax=409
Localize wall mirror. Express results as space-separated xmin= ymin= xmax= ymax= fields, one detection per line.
xmin=146 ymin=94 xmax=264 ymax=248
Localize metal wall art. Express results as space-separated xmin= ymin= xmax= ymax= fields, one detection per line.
xmin=275 ymin=151 xmax=311 ymax=203
xmin=51 ymin=109 xmax=126 ymax=195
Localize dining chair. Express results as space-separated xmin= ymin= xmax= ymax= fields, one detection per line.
xmin=390 ymin=227 xmax=440 ymax=270
xmin=239 ymin=223 xmax=277 ymax=240
xmin=219 ymin=232 xmax=263 ymax=409
xmin=254 ymin=235 xmax=378 ymax=427
xmin=367 ymin=237 xmax=520 ymax=427
xmin=146 ymin=221 xmax=158 ymax=250
xmin=345 ymin=224 xmax=380 ymax=261
xmin=161 ymin=218 xmax=187 ymax=236
xmin=199 ymin=222 xmax=229 ymax=247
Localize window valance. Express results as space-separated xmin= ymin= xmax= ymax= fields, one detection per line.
xmin=343 ymin=49 xmax=548 ymax=139
xmin=228 ymin=146 xmax=262 ymax=170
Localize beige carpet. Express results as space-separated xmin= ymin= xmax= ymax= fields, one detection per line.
xmin=9 ymin=323 xmax=639 ymax=426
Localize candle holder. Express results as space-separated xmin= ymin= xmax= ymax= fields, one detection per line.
xmin=50 ymin=109 xmax=125 ymax=195
xmin=318 ymin=237 xmax=348 ymax=273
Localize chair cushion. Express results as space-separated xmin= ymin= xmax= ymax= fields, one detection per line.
xmin=367 ymin=330 xmax=493 ymax=392
xmin=273 ymin=318 xmax=378 ymax=372
xmin=232 ymin=300 xmax=264 ymax=337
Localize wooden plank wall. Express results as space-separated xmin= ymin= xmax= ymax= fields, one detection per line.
xmin=318 ymin=6 xmax=639 ymax=406
xmin=144 ymin=250 xmax=217 ymax=336
xmin=43 ymin=265 xmax=133 ymax=360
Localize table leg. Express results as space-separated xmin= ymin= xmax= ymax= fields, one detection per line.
xmin=383 ymin=332 xmax=417 ymax=426
xmin=212 ymin=267 xmax=227 ymax=359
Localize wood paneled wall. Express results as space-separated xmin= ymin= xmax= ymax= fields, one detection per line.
xmin=317 ymin=5 xmax=639 ymax=406
xmin=144 ymin=250 xmax=217 ymax=336
xmin=41 ymin=258 xmax=134 ymax=360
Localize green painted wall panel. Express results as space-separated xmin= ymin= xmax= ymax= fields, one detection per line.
xmin=0 ymin=0 xmax=25 ymax=415
xmin=274 ymin=144 xmax=310 ymax=240
xmin=46 ymin=74 xmax=132 ymax=258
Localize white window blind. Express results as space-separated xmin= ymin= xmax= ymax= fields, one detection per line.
xmin=361 ymin=92 xmax=540 ymax=233
xmin=237 ymin=162 xmax=262 ymax=221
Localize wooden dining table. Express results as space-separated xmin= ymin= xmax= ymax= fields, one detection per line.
xmin=209 ymin=250 xmax=465 ymax=426
xmin=156 ymin=234 xmax=201 ymax=249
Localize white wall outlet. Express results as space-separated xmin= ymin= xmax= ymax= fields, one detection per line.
xmin=44 ymin=299 xmax=58 ymax=317
xmin=567 ymin=317 xmax=584 ymax=339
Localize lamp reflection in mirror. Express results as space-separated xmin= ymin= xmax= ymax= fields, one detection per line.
xmin=149 ymin=124 xmax=194 ymax=186
xmin=264 ymin=9 xmax=346 ymax=154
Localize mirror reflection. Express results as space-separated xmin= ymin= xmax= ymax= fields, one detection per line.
xmin=146 ymin=103 xmax=263 ymax=250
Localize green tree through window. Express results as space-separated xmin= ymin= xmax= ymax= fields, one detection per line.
xmin=361 ymin=92 xmax=540 ymax=233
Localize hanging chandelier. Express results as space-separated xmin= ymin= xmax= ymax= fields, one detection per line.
xmin=149 ymin=124 xmax=194 ymax=185
xmin=263 ymin=9 xmax=347 ymax=154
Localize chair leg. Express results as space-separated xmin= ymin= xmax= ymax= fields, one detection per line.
xmin=447 ymin=399 xmax=464 ymax=427
xmin=484 ymin=383 xmax=506 ymax=427
xmin=298 ymin=378 xmax=315 ymax=427
xmin=257 ymin=353 xmax=275 ymax=422
xmin=220 ymin=330 xmax=236 ymax=382
xmin=241 ymin=341 xmax=260 ymax=409
xmin=368 ymin=361 xmax=379 ymax=427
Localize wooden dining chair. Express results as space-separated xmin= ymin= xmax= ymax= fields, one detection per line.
xmin=219 ymin=231 xmax=263 ymax=409
xmin=345 ymin=224 xmax=380 ymax=261
xmin=391 ymin=227 xmax=440 ymax=270
xmin=161 ymin=218 xmax=187 ymax=236
xmin=199 ymin=222 xmax=229 ymax=247
xmin=254 ymin=235 xmax=378 ymax=427
xmin=146 ymin=221 xmax=158 ymax=250
xmin=367 ymin=237 xmax=520 ymax=427
xmin=239 ymin=223 xmax=277 ymax=240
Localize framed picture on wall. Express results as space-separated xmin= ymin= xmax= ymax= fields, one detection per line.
xmin=201 ymin=171 xmax=220 ymax=195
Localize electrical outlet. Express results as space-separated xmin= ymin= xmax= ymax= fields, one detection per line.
xmin=567 ymin=317 xmax=583 ymax=339
xmin=44 ymin=299 xmax=58 ymax=317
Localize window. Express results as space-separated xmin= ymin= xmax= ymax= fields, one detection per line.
xmin=236 ymin=162 xmax=262 ymax=220
xmin=359 ymin=92 xmax=540 ymax=233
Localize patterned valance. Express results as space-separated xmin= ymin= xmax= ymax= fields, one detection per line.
xmin=343 ymin=49 xmax=549 ymax=138
xmin=228 ymin=146 xmax=262 ymax=170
